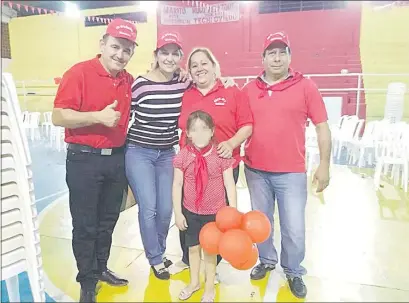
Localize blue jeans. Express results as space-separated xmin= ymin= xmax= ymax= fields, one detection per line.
xmin=125 ymin=143 xmax=175 ymax=266
xmin=244 ymin=166 xmax=307 ymax=278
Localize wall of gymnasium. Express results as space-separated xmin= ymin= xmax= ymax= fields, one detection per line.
xmin=360 ymin=3 xmax=409 ymax=122
xmin=156 ymin=2 xmax=362 ymax=76
xmin=5 ymin=5 xmax=158 ymax=113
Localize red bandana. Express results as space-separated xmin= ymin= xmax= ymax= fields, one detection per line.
xmin=186 ymin=144 xmax=213 ymax=211
xmin=255 ymin=69 xmax=295 ymax=98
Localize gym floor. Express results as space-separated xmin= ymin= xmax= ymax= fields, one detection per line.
xmin=2 ymin=134 xmax=409 ymax=302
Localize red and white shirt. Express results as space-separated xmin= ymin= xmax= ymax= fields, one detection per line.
xmin=178 ymin=80 xmax=253 ymax=168
xmin=173 ymin=146 xmax=235 ymax=215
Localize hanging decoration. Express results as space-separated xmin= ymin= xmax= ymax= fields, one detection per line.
xmin=1 ymin=1 xmax=139 ymax=25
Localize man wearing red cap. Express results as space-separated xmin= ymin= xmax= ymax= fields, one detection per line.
xmin=242 ymin=32 xmax=331 ymax=299
xmin=52 ymin=19 xmax=137 ymax=302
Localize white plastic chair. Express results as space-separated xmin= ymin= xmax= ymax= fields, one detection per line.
xmin=41 ymin=111 xmax=53 ymax=139
xmin=23 ymin=112 xmax=41 ymax=141
xmin=1 ymin=73 xmax=45 ymax=302
xmin=50 ymin=126 xmax=66 ymax=152
xmin=374 ymin=122 xmax=409 ymax=192
xmin=347 ymin=120 xmax=379 ymax=167
xmin=333 ymin=115 xmax=360 ymax=160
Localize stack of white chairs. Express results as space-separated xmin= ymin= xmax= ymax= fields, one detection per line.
xmin=384 ymin=82 xmax=407 ymax=123
xmin=1 ymin=73 xmax=45 ymax=302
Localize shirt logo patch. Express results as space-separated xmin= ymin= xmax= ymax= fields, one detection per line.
xmin=213 ymin=97 xmax=227 ymax=106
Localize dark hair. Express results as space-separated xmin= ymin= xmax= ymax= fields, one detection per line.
xmin=185 ymin=110 xmax=216 ymax=143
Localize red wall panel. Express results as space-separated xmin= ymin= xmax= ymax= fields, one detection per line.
xmin=157 ymin=2 xmax=362 ymax=76
xmin=157 ymin=2 xmax=364 ymax=117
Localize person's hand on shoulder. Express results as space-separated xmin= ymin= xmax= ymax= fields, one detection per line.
xmin=221 ymin=77 xmax=237 ymax=88
xmin=175 ymin=68 xmax=190 ymax=82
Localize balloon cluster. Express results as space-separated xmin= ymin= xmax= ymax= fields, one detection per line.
xmin=199 ymin=206 xmax=271 ymax=270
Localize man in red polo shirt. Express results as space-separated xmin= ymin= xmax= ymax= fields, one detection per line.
xmin=52 ymin=19 xmax=137 ymax=302
xmin=242 ymin=32 xmax=331 ymax=299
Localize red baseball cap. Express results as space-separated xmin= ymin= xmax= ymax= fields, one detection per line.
xmin=156 ymin=32 xmax=183 ymax=50
xmin=263 ymin=32 xmax=290 ymax=51
xmin=106 ymin=18 xmax=138 ymax=45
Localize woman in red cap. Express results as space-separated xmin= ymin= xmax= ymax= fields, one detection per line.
xmin=125 ymin=33 xmax=235 ymax=280
xmin=169 ymin=47 xmax=254 ymax=279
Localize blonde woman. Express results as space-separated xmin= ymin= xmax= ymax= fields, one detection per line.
xmin=170 ymin=47 xmax=253 ymax=285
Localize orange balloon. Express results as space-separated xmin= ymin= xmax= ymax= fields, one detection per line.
xmin=199 ymin=222 xmax=223 ymax=255
xmin=216 ymin=206 xmax=243 ymax=232
xmin=241 ymin=210 xmax=271 ymax=244
xmin=231 ymin=245 xmax=259 ymax=270
xmin=219 ymin=229 xmax=253 ymax=265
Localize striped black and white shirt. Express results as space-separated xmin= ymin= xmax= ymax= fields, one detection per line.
xmin=127 ymin=76 xmax=191 ymax=149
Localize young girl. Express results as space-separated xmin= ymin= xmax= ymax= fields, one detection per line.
xmin=172 ymin=110 xmax=237 ymax=302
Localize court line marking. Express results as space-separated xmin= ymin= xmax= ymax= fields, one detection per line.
xmin=35 ymin=189 xmax=68 ymax=203
xmin=37 ymin=193 xmax=75 ymax=302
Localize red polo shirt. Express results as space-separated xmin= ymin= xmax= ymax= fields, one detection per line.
xmin=54 ymin=56 xmax=133 ymax=148
xmin=178 ymin=80 xmax=253 ymax=167
xmin=243 ymin=71 xmax=328 ymax=173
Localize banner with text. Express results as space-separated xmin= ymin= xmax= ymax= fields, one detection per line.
xmin=160 ymin=2 xmax=240 ymax=25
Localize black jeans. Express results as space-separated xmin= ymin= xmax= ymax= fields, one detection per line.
xmin=66 ymin=149 xmax=127 ymax=290
xmin=180 ymin=166 xmax=240 ymax=266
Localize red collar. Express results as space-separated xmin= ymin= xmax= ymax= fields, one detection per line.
xmin=91 ymin=55 xmax=127 ymax=79
xmin=190 ymin=79 xmax=224 ymax=96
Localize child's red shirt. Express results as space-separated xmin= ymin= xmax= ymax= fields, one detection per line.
xmin=173 ymin=146 xmax=235 ymax=215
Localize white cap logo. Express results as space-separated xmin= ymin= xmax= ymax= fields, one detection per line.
xmin=116 ymin=24 xmax=134 ymax=33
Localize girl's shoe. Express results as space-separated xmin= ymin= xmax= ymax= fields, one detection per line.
xmin=179 ymin=285 xmax=200 ymax=301
xmin=201 ymin=290 xmax=215 ymax=302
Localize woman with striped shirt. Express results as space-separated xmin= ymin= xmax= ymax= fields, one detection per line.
xmin=126 ymin=33 xmax=236 ymax=280
xmin=125 ymin=33 xmax=189 ymax=280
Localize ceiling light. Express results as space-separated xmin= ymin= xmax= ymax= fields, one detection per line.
xmin=63 ymin=1 xmax=81 ymax=18
xmin=139 ymin=1 xmax=158 ymax=13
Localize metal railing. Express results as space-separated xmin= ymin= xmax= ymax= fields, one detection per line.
xmin=14 ymin=72 xmax=409 ymax=117
xmin=230 ymin=73 xmax=409 ymax=116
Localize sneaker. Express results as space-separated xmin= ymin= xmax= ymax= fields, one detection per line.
xmin=151 ymin=266 xmax=170 ymax=280
xmin=163 ymin=257 xmax=173 ymax=268
xmin=250 ymin=263 xmax=275 ymax=280
xmin=287 ymin=276 xmax=307 ymax=299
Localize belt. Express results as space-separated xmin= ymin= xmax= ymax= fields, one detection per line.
xmin=67 ymin=143 xmax=124 ymax=156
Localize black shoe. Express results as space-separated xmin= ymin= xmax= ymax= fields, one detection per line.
xmin=79 ymin=288 xmax=96 ymax=303
xmin=98 ymin=269 xmax=128 ymax=286
xmin=151 ymin=266 xmax=170 ymax=280
xmin=287 ymin=276 xmax=307 ymax=299
xmin=250 ymin=263 xmax=276 ymax=280
xmin=163 ymin=257 xmax=173 ymax=268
